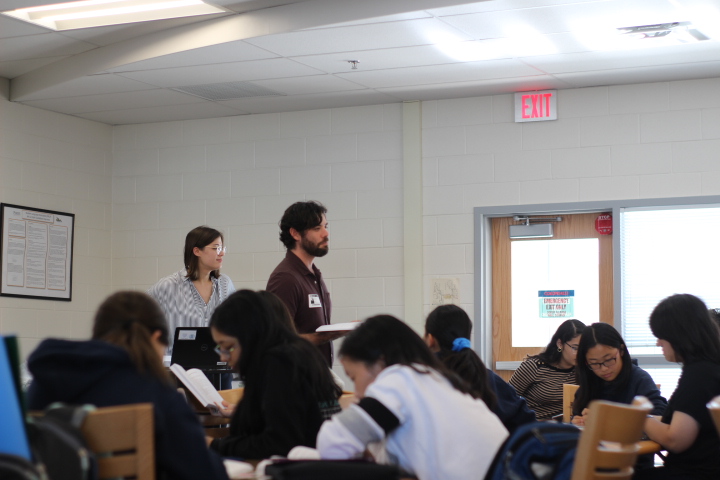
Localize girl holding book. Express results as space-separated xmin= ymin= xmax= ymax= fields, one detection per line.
xmin=208 ymin=289 xmax=342 ymax=459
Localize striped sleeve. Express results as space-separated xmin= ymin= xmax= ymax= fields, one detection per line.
xmin=317 ymin=397 xmax=399 ymax=459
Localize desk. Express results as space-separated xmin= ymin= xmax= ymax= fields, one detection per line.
xmin=637 ymin=440 xmax=663 ymax=455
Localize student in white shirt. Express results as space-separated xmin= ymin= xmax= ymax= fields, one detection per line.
xmin=317 ymin=315 xmax=508 ymax=480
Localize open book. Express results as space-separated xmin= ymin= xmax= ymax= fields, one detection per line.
xmin=316 ymin=321 xmax=362 ymax=333
xmin=170 ymin=364 xmax=228 ymax=416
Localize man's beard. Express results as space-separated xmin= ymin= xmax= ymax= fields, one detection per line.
xmin=301 ymin=235 xmax=328 ymax=257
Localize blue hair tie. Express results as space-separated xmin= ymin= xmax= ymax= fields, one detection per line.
xmin=452 ymin=337 xmax=471 ymax=352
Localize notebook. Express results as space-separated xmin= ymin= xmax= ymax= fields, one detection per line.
xmin=170 ymin=327 xmax=231 ymax=371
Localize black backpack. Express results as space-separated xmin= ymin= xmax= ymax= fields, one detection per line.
xmin=485 ymin=421 xmax=581 ymax=480
xmin=0 ymin=453 xmax=46 ymax=480
xmin=26 ymin=404 xmax=98 ymax=480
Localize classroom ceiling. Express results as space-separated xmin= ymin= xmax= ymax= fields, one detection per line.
xmin=2 ymin=0 xmax=720 ymax=125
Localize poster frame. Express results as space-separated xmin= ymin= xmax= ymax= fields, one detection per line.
xmin=0 ymin=203 xmax=75 ymax=301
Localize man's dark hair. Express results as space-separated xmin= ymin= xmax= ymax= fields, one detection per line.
xmin=279 ymin=201 xmax=327 ymax=250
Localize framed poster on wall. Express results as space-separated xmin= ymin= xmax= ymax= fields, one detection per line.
xmin=0 ymin=204 xmax=75 ymax=301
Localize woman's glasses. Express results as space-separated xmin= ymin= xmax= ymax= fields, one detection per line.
xmin=205 ymin=245 xmax=227 ymax=255
xmin=564 ymin=342 xmax=579 ymax=352
xmin=587 ymin=356 xmax=617 ymax=371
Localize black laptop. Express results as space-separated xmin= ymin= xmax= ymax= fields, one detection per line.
xmin=170 ymin=327 xmax=231 ymax=372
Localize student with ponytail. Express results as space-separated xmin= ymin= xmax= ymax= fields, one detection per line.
xmin=28 ymin=291 xmax=228 ymax=480
xmin=424 ymin=304 xmax=535 ymax=432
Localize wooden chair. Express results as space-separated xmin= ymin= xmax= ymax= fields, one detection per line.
xmin=570 ymin=396 xmax=652 ymax=480
xmin=707 ymin=395 xmax=720 ymax=434
xmin=81 ymin=403 xmax=155 ymax=480
xmin=563 ymin=383 xmax=579 ymax=423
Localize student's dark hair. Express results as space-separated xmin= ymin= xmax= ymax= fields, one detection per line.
xmin=279 ymin=201 xmax=327 ymax=250
xmin=210 ymin=289 xmax=339 ymax=397
xmin=573 ymin=322 xmax=632 ymax=415
xmin=92 ymin=291 xmax=170 ymax=383
xmin=535 ymin=319 xmax=586 ymax=365
xmin=184 ymin=226 xmax=224 ymax=281
xmin=425 ymin=305 xmax=497 ymax=409
xmin=649 ymin=294 xmax=720 ymax=365
xmin=257 ymin=290 xmax=296 ymax=333
xmin=340 ymin=314 xmax=472 ymax=395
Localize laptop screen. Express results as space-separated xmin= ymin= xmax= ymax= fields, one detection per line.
xmin=0 ymin=336 xmax=32 ymax=459
xmin=170 ymin=327 xmax=231 ymax=371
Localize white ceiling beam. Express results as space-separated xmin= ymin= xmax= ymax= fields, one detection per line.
xmin=10 ymin=0 xmax=486 ymax=100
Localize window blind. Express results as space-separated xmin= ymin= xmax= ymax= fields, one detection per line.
xmin=620 ymin=205 xmax=720 ymax=349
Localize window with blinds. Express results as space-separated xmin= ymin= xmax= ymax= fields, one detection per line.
xmin=620 ymin=205 xmax=720 ymax=353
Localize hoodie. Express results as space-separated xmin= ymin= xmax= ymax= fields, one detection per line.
xmin=27 ymin=338 xmax=228 ymax=480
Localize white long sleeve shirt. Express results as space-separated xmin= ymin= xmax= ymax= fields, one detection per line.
xmin=317 ymin=364 xmax=508 ymax=480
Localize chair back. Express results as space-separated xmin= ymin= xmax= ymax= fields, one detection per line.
xmin=707 ymin=396 xmax=720 ymax=435
xmin=81 ymin=403 xmax=155 ymax=480
xmin=563 ymin=384 xmax=579 ymax=423
xmin=570 ymin=396 xmax=652 ymax=480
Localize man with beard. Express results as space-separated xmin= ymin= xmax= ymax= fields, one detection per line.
xmin=267 ymin=201 xmax=345 ymax=366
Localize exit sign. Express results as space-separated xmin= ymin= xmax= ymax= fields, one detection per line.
xmin=514 ymin=90 xmax=557 ymax=122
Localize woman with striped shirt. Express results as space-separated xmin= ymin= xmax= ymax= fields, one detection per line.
xmin=509 ymin=319 xmax=586 ymax=420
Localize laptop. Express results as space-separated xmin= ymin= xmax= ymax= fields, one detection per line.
xmin=170 ymin=327 xmax=231 ymax=372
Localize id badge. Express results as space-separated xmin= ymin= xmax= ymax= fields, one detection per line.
xmin=309 ymin=294 xmax=322 ymax=308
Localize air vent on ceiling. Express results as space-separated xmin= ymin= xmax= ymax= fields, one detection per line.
xmin=172 ymin=81 xmax=285 ymax=100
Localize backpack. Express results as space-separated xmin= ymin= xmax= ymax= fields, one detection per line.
xmin=26 ymin=404 xmax=98 ymax=480
xmin=485 ymin=421 xmax=581 ymax=480
xmin=0 ymin=453 xmax=47 ymax=480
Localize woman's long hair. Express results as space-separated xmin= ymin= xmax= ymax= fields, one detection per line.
xmin=184 ymin=226 xmax=224 ymax=281
xmin=209 ymin=289 xmax=340 ymax=399
xmin=650 ymin=294 xmax=720 ymax=365
xmin=92 ymin=291 xmax=170 ymax=382
xmin=340 ymin=314 xmax=472 ymax=395
xmin=425 ymin=305 xmax=497 ymax=409
xmin=535 ymin=319 xmax=586 ymax=365
xmin=573 ymin=322 xmax=632 ymax=414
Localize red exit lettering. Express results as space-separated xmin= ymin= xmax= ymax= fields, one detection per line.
xmin=521 ymin=93 xmax=553 ymax=119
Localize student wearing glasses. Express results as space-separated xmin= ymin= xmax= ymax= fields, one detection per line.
xmin=148 ymin=226 xmax=235 ymax=355
xmin=636 ymin=294 xmax=720 ymax=479
xmin=571 ymin=322 xmax=666 ymax=428
xmin=509 ymin=319 xmax=586 ymax=419
xmin=208 ymin=290 xmax=341 ymax=459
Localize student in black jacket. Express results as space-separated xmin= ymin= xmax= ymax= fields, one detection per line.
xmin=424 ymin=304 xmax=536 ymax=432
xmin=27 ymin=291 xmax=228 ymax=480
xmin=208 ymin=290 xmax=341 ymax=459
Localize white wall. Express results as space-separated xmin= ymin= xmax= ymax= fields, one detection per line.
xmin=0 ymin=80 xmax=113 ymax=358
xmin=110 ymin=105 xmax=406 ymax=332
xmin=421 ymin=78 xmax=720 ymax=322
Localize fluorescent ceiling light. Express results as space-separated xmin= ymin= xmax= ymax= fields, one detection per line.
xmin=1 ymin=0 xmax=227 ymax=31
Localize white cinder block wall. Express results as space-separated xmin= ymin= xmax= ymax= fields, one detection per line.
xmin=422 ymin=78 xmax=720 ymax=322
xmin=110 ymin=104 xmax=406 ymax=338
xmin=0 ymin=83 xmax=113 ymax=359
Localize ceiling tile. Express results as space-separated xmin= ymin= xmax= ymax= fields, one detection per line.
xmin=21 ymin=88 xmax=205 ymax=114
xmin=0 ymin=15 xmax=49 ymax=38
xmin=378 ymin=75 xmax=572 ymax=101
xmin=106 ymin=40 xmax=279 ymax=73
xmin=429 ymin=0 xmax=604 ymax=16
xmin=250 ymin=74 xmax=366 ymax=95
xmin=0 ymin=33 xmax=97 ymax=62
xmin=0 ymin=56 xmax=65 ymax=78
xmin=74 ymin=101 xmax=246 ymax=125
xmin=555 ymin=62 xmax=720 ymax=89
xmin=308 ymin=10 xmax=433 ymax=29
xmin=335 ymin=59 xmax=544 ymax=89
xmin=18 ymin=73 xmax=157 ymax=101
xmin=217 ymin=89 xmax=402 ymax=114
xmin=245 ymin=18 xmax=472 ymax=56
xmin=115 ymin=58 xmax=324 ymax=87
